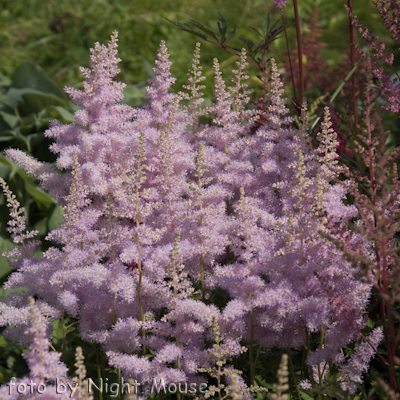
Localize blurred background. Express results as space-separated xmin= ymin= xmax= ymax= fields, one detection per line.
xmin=0 ymin=0 xmax=391 ymax=99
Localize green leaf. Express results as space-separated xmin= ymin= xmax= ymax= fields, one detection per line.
xmin=367 ymin=318 xmax=375 ymax=328
xmin=254 ymin=375 xmax=274 ymax=390
xmin=123 ymin=84 xmax=147 ymax=107
xmin=262 ymin=13 xmax=271 ymax=35
xmin=143 ymin=60 xmax=155 ymax=79
xmin=0 ymin=155 xmax=20 ymax=180
xmin=11 ymin=61 xmax=65 ymax=100
xmin=0 ymin=237 xmax=15 ymax=280
xmin=0 ymin=128 xmax=29 ymax=149
xmin=48 ymin=205 xmax=64 ymax=231
xmin=39 ymin=105 xmax=75 ymax=124
xmin=249 ymin=27 xmax=263 ymax=38
xmin=165 ymin=19 xmax=207 ymax=41
xmin=190 ymin=20 xmax=219 ymax=41
xmin=217 ymin=11 xmax=227 ymax=37
xmin=24 ymin=180 xmax=55 ymax=209
xmin=226 ymin=28 xmax=236 ymax=44
xmin=25 ymin=133 xmax=46 ymax=153
xmin=238 ymin=37 xmax=255 ymax=54
xmin=299 ymin=390 xmax=314 ymax=400
xmin=309 ymin=58 xmax=362 ymax=133
xmin=8 ymin=88 xmax=67 ymax=117
xmin=0 ymin=111 xmax=19 ymax=129
xmin=0 ymin=131 xmax=17 ymax=143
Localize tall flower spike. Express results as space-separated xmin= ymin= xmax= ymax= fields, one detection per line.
xmin=0 ymin=177 xmax=39 ymax=245
xmin=146 ymin=40 xmax=176 ymax=114
xmin=73 ymin=346 xmax=94 ymax=400
xmin=338 ymin=327 xmax=383 ymax=394
xmin=212 ymin=57 xmax=232 ymax=127
xmin=181 ymin=42 xmax=206 ymax=121
xmin=65 ymin=30 xmax=125 ymax=111
xmin=164 ymin=232 xmax=194 ymax=301
xmin=23 ymin=297 xmax=68 ymax=381
xmin=228 ymin=48 xmax=254 ymax=113
xmin=266 ymin=58 xmax=293 ymax=130
xmin=296 ymin=98 xmax=312 ymax=151
xmin=268 ymin=354 xmax=289 ymax=400
xmin=317 ymin=107 xmax=339 ymax=170
xmin=0 ymin=177 xmax=39 ymax=266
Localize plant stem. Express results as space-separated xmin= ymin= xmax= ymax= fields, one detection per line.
xmin=347 ymin=0 xmax=359 ymax=137
xmin=281 ymin=10 xmax=298 ymax=108
xmin=292 ymin=0 xmax=304 ymax=108
xmin=95 ymin=345 xmax=104 ymax=400
xmin=117 ymin=368 xmax=121 ymax=400
xmin=287 ymin=348 xmax=301 ymax=400
xmin=249 ymin=302 xmax=255 ymax=386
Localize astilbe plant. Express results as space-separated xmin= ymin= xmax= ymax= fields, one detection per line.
xmin=323 ymin=56 xmax=400 ymax=393
xmin=0 ymin=30 xmax=384 ymax=398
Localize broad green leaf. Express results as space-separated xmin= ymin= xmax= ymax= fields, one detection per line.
xmin=0 ymin=111 xmax=19 ymax=129
xmin=34 ymin=217 xmax=48 ymax=236
xmin=0 ymin=162 xmax=11 ymax=178
xmin=0 ymin=72 xmax=11 ymax=89
xmin=299 ymin=390 xmax=314 ymax=400
xmin=367 ymin=318 xmax=375 ymax=328
xmin=11 ymin=61 xmax=65 ymax=100
xmin=123 ymin=84 xmax=147 ymax=107
xmin=48 ymin=205 xmax=64 ymax=231
xmin=24 ymin=180 xmax=55 ymax=209
xmin=9 ymin=89 xmax=67 ymax=117
xmin=0 ymin=93 xmax=12 ymax=112
xmin=0 ymin=237 xmax=15 ymax=280
xmin=0 ymin=131 xmax=16 ymax=143
xmin=143 ymin=60 xmax=156 ymax=79
xmin=39 ymin=105 xmax=75 ymax=124
xmin=0 ymin=155 xmax=20 ymax=180
xmin=0 ymin=128 xmax=28 ymax=149
xmin=254 ymin=375 xmax=274 ymax=390
xmin=25 ymin=133 xmax=46 ymax=153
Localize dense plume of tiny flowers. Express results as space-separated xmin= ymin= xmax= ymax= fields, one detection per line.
xmin=0 ymin=298 xmax=71 ymax=400
xmin=0 ymin=31 xmax=379 ymax=395
xmin=338 ymin=327 xmax=383 ymax=394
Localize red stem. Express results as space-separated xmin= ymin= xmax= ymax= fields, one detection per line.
xmin=348 ymin=0 xmax=360 ymax=137
xmin=281 ymin=9 xmax=298 ymax=110
xmin=292 ymin=0 xmax=304 ymax=107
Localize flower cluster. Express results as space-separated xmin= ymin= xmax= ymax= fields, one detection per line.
xmin=0 ymin=31 xmax=379 ymax=397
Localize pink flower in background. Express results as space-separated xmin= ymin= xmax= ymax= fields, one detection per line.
xmin=274 ymin=0 xmax=287 ymax=9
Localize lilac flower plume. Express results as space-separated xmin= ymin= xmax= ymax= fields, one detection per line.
xmin=0 ymin=30 xmax=379 ymax=396
xmin=338 ymin=327 xmax=383 ymax=393
xmin=0 ymin=297 xmax=71 ymax=399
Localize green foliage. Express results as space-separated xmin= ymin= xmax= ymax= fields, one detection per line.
xmin=0 ymin=61 xmax=73 ymax=158
xmin=0 ymin=62 xmax=67 ymax=289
